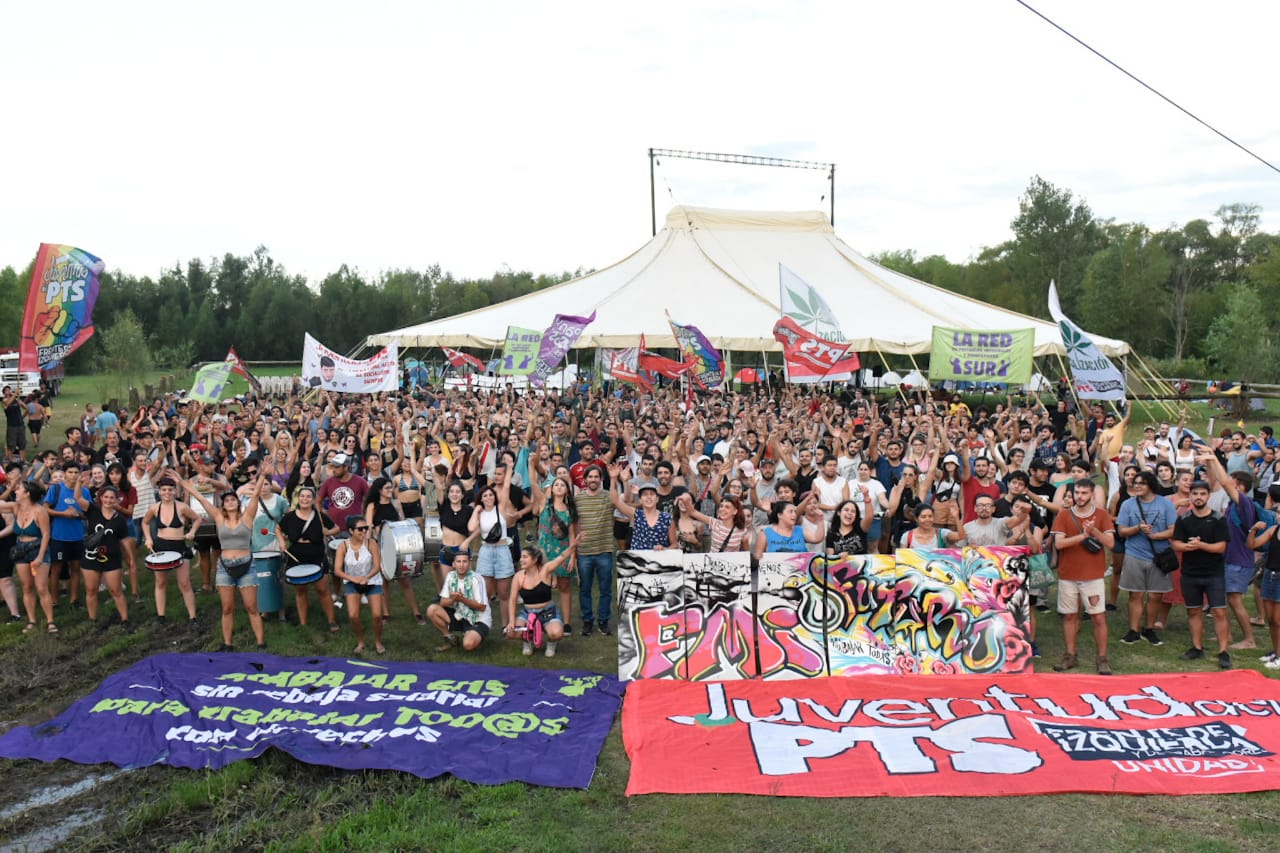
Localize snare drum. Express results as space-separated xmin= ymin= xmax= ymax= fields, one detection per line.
xmin=145 ymin=551 xmax=183 ymax=572
xmin=284 ymin=564 xmax=324 ymax=585
xmin=380 ymin=519 xmax=425 ymax=580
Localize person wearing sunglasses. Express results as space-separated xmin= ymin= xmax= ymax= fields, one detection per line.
xmin=333 ymin=515 xmax=385 ymax=654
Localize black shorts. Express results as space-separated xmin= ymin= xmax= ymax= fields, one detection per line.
xmin=49 ymin=539 xmax=83 ymax=564
xmin=401 ymin=501 xmax=423 ymax=519
xmin=1182 ymin=573 xmax=1227 ymax=610
xmin=28 ymin=419 xmax=44 ymax=435
xmin=613 ymin=520 xmax=631 ymax=542
xmin=446 ymin=608 xmax=490 ymax=638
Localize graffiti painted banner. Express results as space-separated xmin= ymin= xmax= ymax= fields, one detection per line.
xmin=0 ymin=654 xmax=623 ymax=789
xmin=616 ymin=548 xmax=1032 ymax=681
xmin=624 ymin=670 xmax=1280 ymax=797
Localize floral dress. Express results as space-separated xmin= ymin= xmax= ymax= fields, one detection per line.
xmin=538 ymin=503 xmax=574 ymax=577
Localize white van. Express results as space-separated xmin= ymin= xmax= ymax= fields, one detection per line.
xmin=0 ymin=352 xmax=43 ymax=396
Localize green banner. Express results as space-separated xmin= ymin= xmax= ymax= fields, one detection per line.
xmin=929 ymin=327 xmax=1034 ymax=384
xmin=498 ymin=326 xmax=541 ymax=376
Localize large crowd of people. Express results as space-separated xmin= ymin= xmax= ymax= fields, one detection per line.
xmin=1 ymin=377 xmax=1278 ymax=674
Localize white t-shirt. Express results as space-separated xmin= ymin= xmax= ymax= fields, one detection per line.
xmin=813 ymin=474 xmax=848 ymax=524
xmin=853 ymin=478 xmax=888 ymax=519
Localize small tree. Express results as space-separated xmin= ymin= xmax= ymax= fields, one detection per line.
xmin=97 ymin=310 xmax=154 ymax=400
xmin=1204 ymin=284 xmax=1278 ymax=417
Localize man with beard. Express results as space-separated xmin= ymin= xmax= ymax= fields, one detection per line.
xmin=1052 ymin=479 xmax=1116 ymax=675
xmin=318 ymin=453 xmax=369 ymax=531
xmin=1173 ymin=480 xmax=1232 ymax=669
xmin=653 ymin=460 xmax=687 ymax=517
xmin=575 ymin=465 xmax=615 ymax=637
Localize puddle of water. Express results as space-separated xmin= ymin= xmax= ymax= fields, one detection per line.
xmin=1 ymin=768 xmax=129 ymax=853
xmin=2 ymin=805 xmax=101 ymax=853
xmin=4 ymin=768 xmax=126 ymax=816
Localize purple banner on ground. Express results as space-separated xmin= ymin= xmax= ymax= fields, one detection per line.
xmin=530 ymin=310 xmax=595 ymax=388
xmin=0 ymin=653 xmax=623 ymax=789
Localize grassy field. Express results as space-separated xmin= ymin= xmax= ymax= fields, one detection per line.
xmin=1 ymin=374 xmax=1279 ymax=851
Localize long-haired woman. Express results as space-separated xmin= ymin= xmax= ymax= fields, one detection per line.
xmin=529 ymin=473 xmax=579 ymax=628
xmin=183 ymin=465 xmax=271 ymax=650
xmin=1 ymin=482 xmax=53 ymax=633
xmin=142 ymin=476 xmax=202 ymax=625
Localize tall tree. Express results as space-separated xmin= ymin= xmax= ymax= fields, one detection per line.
xmin=1006 ymin=175 xmax=1104 ymax=316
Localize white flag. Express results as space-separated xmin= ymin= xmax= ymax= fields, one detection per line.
xmin=779 ymin=263 xmax=851 ymax=381
xmin=1047 ymin=281 xmax=1126 ymax=401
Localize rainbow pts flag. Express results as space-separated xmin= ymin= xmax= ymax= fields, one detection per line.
xmin=20 ymin=244 xmax=104 ymax=371
xmin=667 ymin=313 xmax=723 ymax=390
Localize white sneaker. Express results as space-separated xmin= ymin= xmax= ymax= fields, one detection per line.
xmin=545 ymin=642 xmax=557 ymax=658
xmin=1260 ymin=652 xmax=1277 ymax=663
xmin=1266 ymin=657 xmax=1280 ymax=670
xmin=522 ymin=641 xmax=533 ymax=656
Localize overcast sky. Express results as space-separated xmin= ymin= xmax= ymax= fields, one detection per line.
xmin=3 ymin=1 xmax=1278 ymax=284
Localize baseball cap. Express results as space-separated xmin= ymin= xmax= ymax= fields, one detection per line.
xmin=696 ymin=455 xmax=711 ymax=465
xmin=330 ymin=452 xmax=350 ymax=467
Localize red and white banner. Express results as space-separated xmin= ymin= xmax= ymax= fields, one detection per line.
xmin=442 ymin=347 xmax=484 ymax=371
xmin=773 ymin=316 xmax=859 ymax=384
xmin=302 ymin=333 xmax=398 ymax=393
xmin=625 ymin=671 xmax=1280 ymax=797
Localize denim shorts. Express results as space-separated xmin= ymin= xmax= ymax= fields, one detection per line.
xmin=476 ymin=543 xmax=515 ymax=579
xmin=343 ymin=580 xmax=384 ymax=596
xmin=520 ymin=603 xmax=562 ymax=626
xmin=216 ymin=558 xmax=256 ymax=590
xmin=1261 ymin=568 xmax=1280 ymax=602
xmin=1225 ymin=562 xmax=1257 ymax=595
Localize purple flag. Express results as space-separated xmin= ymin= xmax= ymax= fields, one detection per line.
xmin=530 ymin=310 xmax=596 ymax=388
xmin=0 ymin=653 xmax=623 ymax=789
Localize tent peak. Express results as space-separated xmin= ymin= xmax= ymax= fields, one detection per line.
xmin=664 ymin=205 xmax=833 ymax=234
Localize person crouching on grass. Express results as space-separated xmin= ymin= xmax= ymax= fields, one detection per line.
xmin=428 ymin=550 xmax=490 ymax=652
xmin=507 ymin=537 xmax=580 ymax=658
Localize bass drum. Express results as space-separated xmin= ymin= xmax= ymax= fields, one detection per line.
xmin=422 ymin=514 xmax=443 ymax=564
xmin=380 ymin=520 xmax=424 ymax=580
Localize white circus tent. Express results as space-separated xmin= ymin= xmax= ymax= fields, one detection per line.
xmin=367 ymin=206 xmax=1130 ymax=357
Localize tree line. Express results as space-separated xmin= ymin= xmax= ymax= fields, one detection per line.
xmin=0 ymin=251 xmax=578 ymax=371
xmin=872 ymin=176 xmax=1280 ymax=383
xmin=0 ymin=175 xmax=1275 ymax=382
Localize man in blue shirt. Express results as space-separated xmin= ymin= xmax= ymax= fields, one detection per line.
xmin=1207 ymin=452 xmax=1260 ymax=649
xmin=1116 ymin=470 xmax=1178 ymax=647
xmin=45 ymin=462 xmax=92 ymax=612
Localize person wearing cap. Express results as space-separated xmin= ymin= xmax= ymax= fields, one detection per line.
xmin=318 ymin=452 xmax=370 ymax=533
xmin=1178 ymin=479 xmax=1234 ymax=669
xmin=609 ymin=460 xmax=675 ymax=553
xmin=184 ymin=450 xmax=230 ymax=593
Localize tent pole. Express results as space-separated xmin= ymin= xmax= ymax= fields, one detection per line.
xmin=649 ymin=148 xmax=657 ymax=237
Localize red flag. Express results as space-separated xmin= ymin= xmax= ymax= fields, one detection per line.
xmin=224 ymin=347 xmax=261 ymax=394
xmin=772 ymin=316 xmax=860 ymax=383
xmin=442 ymin=347 xmax=484 ymax=371
xmin=639 ymin=351 xmax=690 ymax=380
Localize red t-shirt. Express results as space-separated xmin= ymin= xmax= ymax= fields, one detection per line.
xmin=570 ymin=459 xmax=606 ymax=490
xmin=961 ymin=478 xmax=1002 ymax=523
xmin=1052 ymin=506 xmax=1114 ymax=582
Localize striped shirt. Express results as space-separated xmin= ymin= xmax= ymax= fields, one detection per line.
xmin=130 ymin=468 xmax=156 ymax=520
xmin=575 ymin=491 xmax=615 ymax=556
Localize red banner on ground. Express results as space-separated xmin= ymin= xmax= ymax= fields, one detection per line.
xmin=624 ymin=670 xmax=1280 ymax=797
